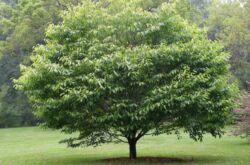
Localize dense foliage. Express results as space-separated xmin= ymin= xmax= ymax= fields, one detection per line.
xmin=0 ymin=0 xmax=81 ymax=127
xmin=0 ymin=0 xmax=249 ymax=130
xmin=16 ymin=0 xmax=238 ymax=159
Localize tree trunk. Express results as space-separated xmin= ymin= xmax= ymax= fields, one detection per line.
xmin=129 ymin=140 xmax=137 ymax=160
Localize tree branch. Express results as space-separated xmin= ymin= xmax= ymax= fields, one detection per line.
xmin=106 ymin=131 xmax=127 ymax=143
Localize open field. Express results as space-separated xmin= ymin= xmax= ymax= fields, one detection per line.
xmin=0 ymin=127 xmax=249 ymax=165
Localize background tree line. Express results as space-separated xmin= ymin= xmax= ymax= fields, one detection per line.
xmin=0 ymin=0 xmax=249 ymax=128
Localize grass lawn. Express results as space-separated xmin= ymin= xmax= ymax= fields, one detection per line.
xmin=0 ymin=127 xmax=249 ymax=165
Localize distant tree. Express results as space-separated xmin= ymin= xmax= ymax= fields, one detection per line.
xmin=190 ymin=0 xmax=211 ymax=20
xmin=207 ymin=0 xmax=250 ymax=88
xmin=0 ymin=0 xmax=82 ymax=128
xmin=16 ymin=0 xmax=238 ymax=159
xmin=234 ymin=92 xmax=250 ymax=141
xmin=136 ymin=0 xmax=206 ymax=25
xmin=175 ymin=0 xmax=211 ymax=26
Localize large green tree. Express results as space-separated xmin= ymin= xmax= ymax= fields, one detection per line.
xmin=16 ymin=0 xmax=238 ymax=159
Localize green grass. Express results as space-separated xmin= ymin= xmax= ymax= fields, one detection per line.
xmin=0 ymin=127 xmax=249 ymax=165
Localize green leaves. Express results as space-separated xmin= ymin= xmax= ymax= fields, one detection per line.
xmin=16 ymin=0 xmax=238 ymax=149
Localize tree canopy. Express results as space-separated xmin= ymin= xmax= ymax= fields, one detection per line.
xmin=0 ymin=0 xmax=248 ymax=129
xmin=16 ymin=0 xmax=238 ymax=159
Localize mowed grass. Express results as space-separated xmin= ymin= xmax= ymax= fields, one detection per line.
xmin=0 ymin=127 xmax=249 ymax=165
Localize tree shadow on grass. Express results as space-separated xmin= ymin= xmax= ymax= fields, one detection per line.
xmin=96 ymin=155 xmax=225 ymax=165
xmin=99 ymin=157 xmax=193 ymax=164
xmin=37 ymin=154 xmax=226 ymax=165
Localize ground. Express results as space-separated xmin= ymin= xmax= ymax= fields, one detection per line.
xmin=0 ymin=127 xmax=249 ymax=165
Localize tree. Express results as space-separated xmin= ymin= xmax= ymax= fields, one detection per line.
xmin=16 ymin=0 xmax=238 ymax=159
xmin=234 ymin=92 xmax=250 ymax=141
xmin=207 ymin=0 xmax=250 ymax=89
